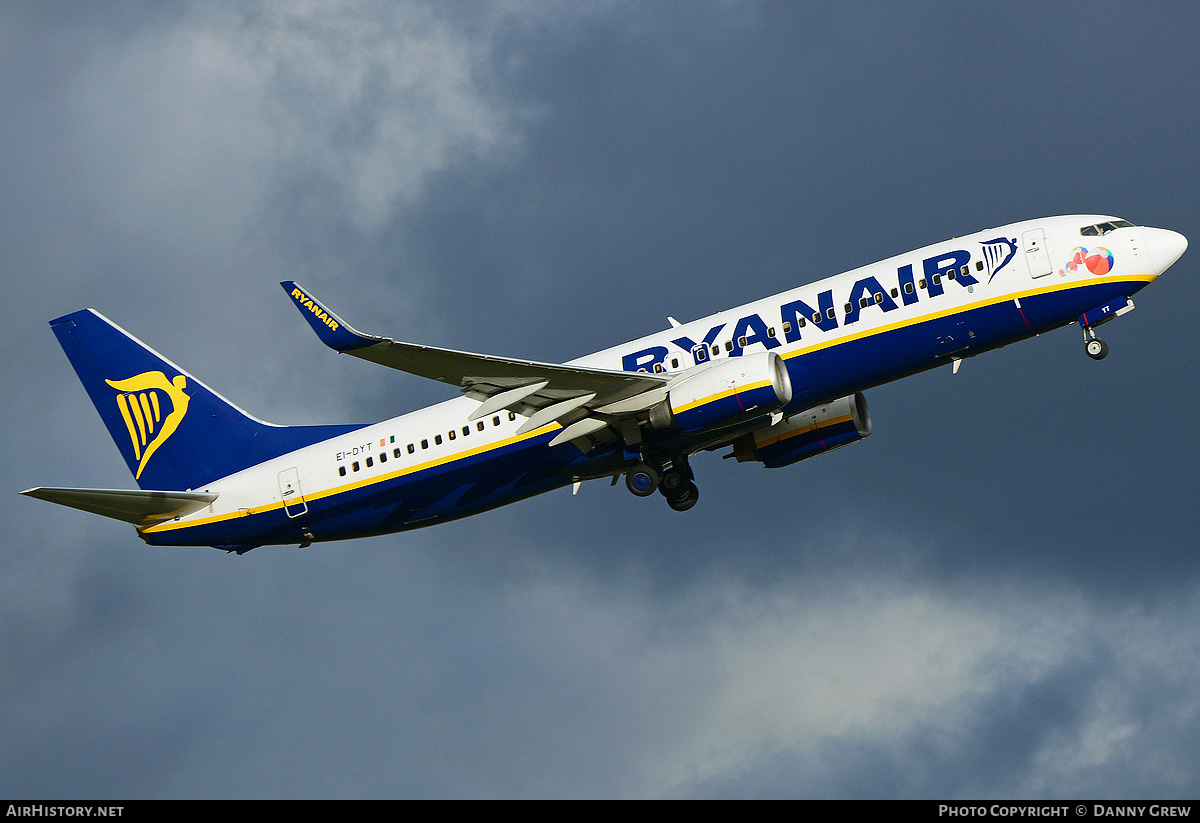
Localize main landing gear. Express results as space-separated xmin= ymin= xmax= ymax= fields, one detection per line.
xmin=625 ymin=458 xmax=699 ymax=512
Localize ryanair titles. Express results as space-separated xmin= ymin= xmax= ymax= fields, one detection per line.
xmin=290 ymin=287 xmax=340 ymax=332
xmin=622 ymin=248 xmax=981 ymax=372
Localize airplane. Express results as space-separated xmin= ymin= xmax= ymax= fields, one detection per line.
xmin=22 ymin=215 xmax=1187 ymax=553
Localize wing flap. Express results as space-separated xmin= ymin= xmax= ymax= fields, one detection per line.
xmin=466 ymin=381 xmax=550 ymax=421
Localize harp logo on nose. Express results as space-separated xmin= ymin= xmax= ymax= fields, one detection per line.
xmin=106 ymin=371 xmax=191 ymax=479
xmin=979 ymin=236 xmax=1018 ymax=282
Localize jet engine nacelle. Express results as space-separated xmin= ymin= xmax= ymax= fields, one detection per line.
xmin=732 ymin=392 xmax=872 ymax=468
xmin=649 ymin=351 xmax=793 ymax=433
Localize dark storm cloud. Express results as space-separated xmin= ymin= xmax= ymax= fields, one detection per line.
xmin=3 ymin=0 xmax=1199 ymax=799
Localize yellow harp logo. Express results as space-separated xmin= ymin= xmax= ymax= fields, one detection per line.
xmin=106 ymin=371 xmax=191 ymax=479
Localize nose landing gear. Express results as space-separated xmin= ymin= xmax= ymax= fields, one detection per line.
xmin=1083 ymin=323 xmax=1108 ymax=360
xmin=1085 ymin=332 xmax=1109 ymax=360
xmin=1078 ymin=297 xmax=1134 ymax=360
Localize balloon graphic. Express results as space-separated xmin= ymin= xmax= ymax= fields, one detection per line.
xmin=1059 ymin=246 xmax=1114 ymax=277
xmin=1084 ymin=247 xmax=1114 ymax=276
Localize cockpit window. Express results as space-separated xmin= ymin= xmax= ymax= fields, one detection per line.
xmin=1081 ymin=220 xmax=1133 ymax=236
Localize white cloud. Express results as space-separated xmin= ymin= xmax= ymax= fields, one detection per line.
xmin=64 ymin=1 xmax=517 ymax=240
xmin=472 ymin=563 xmax=1200 ymax=797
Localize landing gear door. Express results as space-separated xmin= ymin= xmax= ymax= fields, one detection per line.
xmin=1022 ymin=228 xmax=1053 ymax=278
xmin=278 ymin=467 xmax=308 ymax=518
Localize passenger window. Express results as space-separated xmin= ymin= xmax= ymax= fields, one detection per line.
xmin=463 ymin=426 xmax=470 ymax=436
xmin=435 ymin=435 xmax=442 ymax=445
xmin=874 ymin=293 xmax=883 ymax=304
xmin=493 ymin=416 xmax=501 ymax=426
xmin=365 ymin=456 xmax=373 ymax=467
xmin=393 ymin=448 xmax=401 ymax=458
xmin=352 ymin=461 xmax=360 ymax=472
xmin=976 ymin=261 xmax=984 ymax=271
xmin=826 ymin=307 xmax=835 ymax=320
xmin=859 ymin=297 xmax=869 ymax=309
xmin=891 ymin=288 xmax=899 ymax=298
xmin=932 ymin=274 xmax=941 ymax=285
xmin=904 ymin=283 xmax=914 ymax=294
xmin=919 ymin=278 xmax=927 ymax=289
xmin=508 ymin=412 xmax=516 ymax=421
xmin=767 ymin=327 xmax=776 ymax=338
xmin=448 ymin=430 xmax=455 ymax=440
xmin=711 ymin=345 xmax=720 ymax=356
xmin=844 ymin=303 xmax=852 ymax=313
xmin=797 ymin=317 xmax=806 ymax=328
xmin=407 ymin=444 xmax=415 ymax=454
xmin=782 ymin=321 xmax=792 ymax=334
xmin=725 ymin=341 xmax=733 ymax=352
xmin=670 ymin=358 xmax=679 ymax=369
xmin=339 ymin=466 xmax=347 ymax=477
xmin=421 ymin=439 xmax=428 ymax=450
xmin=379 ymin=452 xmax=387 ymax=463
xmin=477 ymin=422 xmax=484 ymax=432
xmin=653 ymin=363 xmax=664 ymax=373
xmin=737 ymin=336 xmax=747 ymax=347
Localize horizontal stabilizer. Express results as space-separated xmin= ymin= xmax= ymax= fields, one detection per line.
xmin=21 ymin=487 xmax=218 ymax=526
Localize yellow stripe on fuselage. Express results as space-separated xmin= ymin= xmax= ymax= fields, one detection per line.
xmin=143 ymin=274 xmax=1154 ymax=535
xmin=780 ymin=274 xmax=1155 ymax=362
xmin=141 ymin=421 xmax=562 ymax=534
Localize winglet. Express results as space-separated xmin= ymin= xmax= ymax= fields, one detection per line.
xmin=281 ymin=281 xmax=379 ymax=352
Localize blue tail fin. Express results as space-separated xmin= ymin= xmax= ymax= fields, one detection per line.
xmin=51 ymin=309 xmax=363 ymax=491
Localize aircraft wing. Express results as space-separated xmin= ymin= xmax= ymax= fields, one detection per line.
xmin=281 ymin=282 xmax=670 ymax=445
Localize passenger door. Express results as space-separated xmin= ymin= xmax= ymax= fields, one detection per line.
xmin=1022 ymin=228 xmax=1053 ymax=278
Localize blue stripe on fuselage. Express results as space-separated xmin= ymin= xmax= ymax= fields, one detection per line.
xmin=145 ymin=277 xmax=1152 ymax=547
xmin=778 ymin=277 xmax=1150 ymax=411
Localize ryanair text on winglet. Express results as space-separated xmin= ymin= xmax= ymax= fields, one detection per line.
xmin=291 ymin=287 xmax=340 ymax=332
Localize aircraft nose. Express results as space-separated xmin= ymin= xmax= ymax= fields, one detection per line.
xmin=1143 ymin=227 xmax=1188 ymax=274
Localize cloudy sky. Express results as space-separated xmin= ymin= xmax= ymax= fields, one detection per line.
xmin=3 ymin=0 xmax=1199 ymax=799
